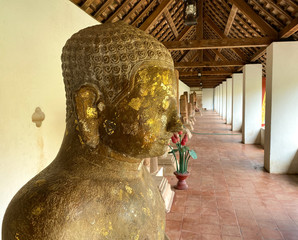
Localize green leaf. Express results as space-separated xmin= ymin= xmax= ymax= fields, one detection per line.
xmin=189 ymin=150 xmax=197 ymax=159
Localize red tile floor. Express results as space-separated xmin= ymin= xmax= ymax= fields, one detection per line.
xmin=165 ymin=111 xmax=298 ymax=240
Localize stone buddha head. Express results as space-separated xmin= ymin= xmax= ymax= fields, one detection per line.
xmin=61 ymin=22 xmax=182 ymax=159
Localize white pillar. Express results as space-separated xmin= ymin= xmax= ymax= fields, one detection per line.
xmin=222 ymin=81 xmax=227 ymax=120
xmin=214 ymin=87 xmax=217 ymax=112
xmin=264 ymin=41 xmax=298 ymax=173
xmin=232 ymin=73 xmax=243 ymax=131
xmin=219 ymin=84 xmax=223 ymax=116
xmin=242 ymin=64 xmax=262 ymax=144
xmin=217 ymin=87 xmax=219 ymax=112
xmin=226 ymin=78 xmax=232 ymax=125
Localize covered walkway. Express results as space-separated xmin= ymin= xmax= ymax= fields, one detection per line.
xmin=166 ymin=111 xmax=298 ymax=240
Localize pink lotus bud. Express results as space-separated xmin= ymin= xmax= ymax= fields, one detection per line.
xmin=182 ymin=133 xmax=188 ymax=143
xmin=174 ymin=133 xmax=179 ymax=140
xmin=178 ymin=131 xmax=183 ymax=135
xmin=171 ymin=136 xmax=178 ymax=144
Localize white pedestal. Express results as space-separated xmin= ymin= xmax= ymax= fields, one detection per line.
xmin=153 ymin=176 xmax=175 ymax=213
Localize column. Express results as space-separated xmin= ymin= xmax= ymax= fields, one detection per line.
xmin=219 ymin=84 xmax=223 ymax=117
xmin=222 ymin=81 xmax=227 ymax=120
xmin=226 ymin=78 xmax=232 ymax=125
xmin=264 ymin=41 xmax=298 ymax=173
xmin=216 ymin=86 xmax=219 ymax=113
xmin=214 ymin=87 xmax=218 ymax=112
xmin=242 ymin=64 xmax=262 ymax=144
xmin=232 ymin=73 xmax=243 ymax=131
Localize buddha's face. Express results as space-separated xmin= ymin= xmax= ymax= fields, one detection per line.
xmin=99 ymin=61 xmax=182 ymax=158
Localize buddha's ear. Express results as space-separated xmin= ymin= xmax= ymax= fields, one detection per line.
xmin=74 ymin=85 xmax=100 ymax=148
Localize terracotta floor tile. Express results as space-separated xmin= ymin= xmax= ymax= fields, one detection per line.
xmin=199 ymin=223 xmax=221 ymax=235
xmin=180 ymin=231 xmax=201 ymax=240
xmin=260 ymin=227 xmax=283 ymax=240
xmin=201 ymin=233 xmax=222 ymax=240
xmin=200 ymin=214 xmax=220 ymax=225
xmin=221 ymin=225 xmax=241 ymax=236
xmin=166 ymin=111 xmax=298 ymax=239
xmin=221 ymin=236 xmax=243 ymax=240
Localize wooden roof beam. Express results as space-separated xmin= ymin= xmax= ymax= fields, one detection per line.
xmin=139 ymin=0 xmax=173 ymax=32
xmin=215 ymin=4 xmax=238 ymax=61
xmin=279 ymin=16 xmax=298 ymax=38
xmin=205 ymin=15 xmax=247 ymax=60
xmin=105 ymin=0 xmax=131 ymax=23
xmin=163 ymin=37 xmax=273 ymax=51
xmin=196 ymin=0 xmax=204 ymax=62
xmin=175 ymin=61 xmax=245 ymax=68
xmin=212 ymin=49 xmax=228 ymax=61
xmin=176 ymin=26 xmax=195 ymax=41
xmin=179 ymin=71 xmax=233 ymax=76
xmin=93 ymin=0 xmax=114 ymax=21
xmin=250 ymin=47 xmax=266 ymax=62
xmin=229 ymin=0 xmax=278 ymax=37
xmin=224 ymin=4 xmax=238 ymax=36
xmin=123 ymin=1 xmax=144 ymax=23
xmin=181 ymin=77 xmax=228 ymax=81
xmin=163 ymin=8 xmax=178 ymax=37
xmin=131 ymin=0 xmax=157 ymax=27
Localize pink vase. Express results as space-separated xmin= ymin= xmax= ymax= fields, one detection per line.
xmin=174 ymin=171 xmax=190 ymax=190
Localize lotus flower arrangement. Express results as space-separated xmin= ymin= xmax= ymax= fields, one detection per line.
xmin=168 ymin=131 xmax=197 ymax=190
xmin=169 ymin=131 xmax=197 ymax=174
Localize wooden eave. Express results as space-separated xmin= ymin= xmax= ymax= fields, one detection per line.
xmin=70 ymin=0 xmax=298 ymax=88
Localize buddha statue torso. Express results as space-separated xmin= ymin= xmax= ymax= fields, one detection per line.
xmin=3 ymin=148 xmax=165 ymax=239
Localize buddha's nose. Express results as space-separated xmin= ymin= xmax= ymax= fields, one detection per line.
xmin=167 ymin=113 xmax=183 ymax=133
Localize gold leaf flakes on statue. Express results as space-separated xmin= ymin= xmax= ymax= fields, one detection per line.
xmin=128 ymin=98 xmax=142 ymax=111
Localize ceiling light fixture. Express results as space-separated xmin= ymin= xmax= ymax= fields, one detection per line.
xmin=184 ymin=0 xmax=198 ymax=26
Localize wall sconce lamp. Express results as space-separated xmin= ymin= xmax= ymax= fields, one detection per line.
xmin=184 ymin=0 xmax=198 ymax=26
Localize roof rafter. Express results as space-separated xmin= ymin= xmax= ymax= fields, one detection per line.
xmin=179 ymin=71 xmax=233 ymax=76
xmin=279 ymin=16 xmax=298 ymax=38
xmin=175 ymin=61 xmax=245 ymax=68
xmin=163 ymin=9 xmax=178 ymax=37
xmin=139 ymin=0 xmax=173 ymax=32
xmin=105 ymin=0 xmax=131 ymax=23
xmin=205 ymin=15 xmax=247 ymax=60
xmin=229 ymin=0 xmax=278 ymax=37
xmin=163 ymin=37 xmax=273 ymax=51
xmin=131 ymin=0 xmax=157 ymax=27
xmin=93 ymin=0 xmax=114 ymax=21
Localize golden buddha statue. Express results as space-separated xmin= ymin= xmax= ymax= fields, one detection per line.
xmin=2 ymin=22 xmax=182 ymax=240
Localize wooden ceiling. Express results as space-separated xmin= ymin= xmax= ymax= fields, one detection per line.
xmin=70 ymin=0 xmax=298 ymax=88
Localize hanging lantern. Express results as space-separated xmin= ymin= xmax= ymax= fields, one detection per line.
xmin=184 ymin=0 xmax=198 ymax=26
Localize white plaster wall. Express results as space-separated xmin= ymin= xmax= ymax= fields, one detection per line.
xmin=264 ymin=42 xmax=298 ymax=173
xmin=242 ymin=64 xmax=262 ymax=144
xmin=226 ymin=78 xmax=232 ymax=125
xmin=232 ymin=73 xmax=243 ymax=131
xmin=179 ymin=80 xmax=190 ymax=101
xmin=222 ymin=82 xmax=227 ymax=120
xmin=0 ymin=0 xmax=98 ymax=227
xmin=202 ymin=88 xmax=214 ymax=110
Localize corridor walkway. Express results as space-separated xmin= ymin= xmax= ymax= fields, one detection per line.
xmin=166 ymin=111 xmax=298 ymax=240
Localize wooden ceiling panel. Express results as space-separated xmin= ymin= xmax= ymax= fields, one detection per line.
xmin=70 ymin=0 xmax=298 ymax=88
